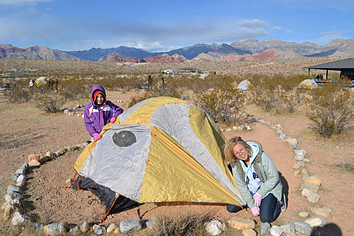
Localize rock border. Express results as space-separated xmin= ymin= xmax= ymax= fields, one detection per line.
xmin=2 ymin=103 xmax=331 ymax=235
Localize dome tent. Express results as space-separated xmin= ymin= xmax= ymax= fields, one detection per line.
xmin=34 ymin=76 xmax=51 ymax=86
xmin=73 ymin=96 xmax=245 ymax=221
xmin=237 ymin=80 xmax=253 ymax=91
xmin=298 ymin=79 xmax=319 ymax=89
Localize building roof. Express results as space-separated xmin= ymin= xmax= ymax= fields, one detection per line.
xmin=305 ymin=58 xmax=354 ymax=71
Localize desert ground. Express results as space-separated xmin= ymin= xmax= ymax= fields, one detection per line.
xmin=1 ymin=88 xmax=353 ymax=235
xmin=0 ymin=57 xmax=353 ymax=235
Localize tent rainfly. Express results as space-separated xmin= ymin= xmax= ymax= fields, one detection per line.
xmin=73 ymin=96 xmax=246 ymax=222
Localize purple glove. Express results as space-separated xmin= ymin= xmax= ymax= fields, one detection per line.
xmin=251 ymin=206 xmax=260 ymax=216
xmin=93 ymin=134 xmax=102 ymax=140
xmin=253 ymin=192 xmax=262 ymax=207
xmin=110 ymin=117 xmax=116 ymax=123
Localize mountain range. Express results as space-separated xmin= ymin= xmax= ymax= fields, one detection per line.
xmin=1 ymin=38 xmax=353 ymax=63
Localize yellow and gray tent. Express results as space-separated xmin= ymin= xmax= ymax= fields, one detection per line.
xmin=298 ymin=79 xmax=319 ymax=89
xmin=237 ymin=80 xmax=253 ymax=91
xmin=34 ymin=76 xmax=50 ymax=86
xmin=74 ymin=96 xmax=245 ymax=216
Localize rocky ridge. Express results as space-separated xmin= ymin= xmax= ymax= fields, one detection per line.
xmin=0 ymin=44 xmax=80 ymax=61
xmin=2 ymin=37 xmax=354 ymax=63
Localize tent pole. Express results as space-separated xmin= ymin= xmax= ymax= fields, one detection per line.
xmin=308 ymin=69 xmax=310 ymax=79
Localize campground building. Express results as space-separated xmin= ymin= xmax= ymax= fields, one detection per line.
xmin=305 ymin=58 xmax=354 ymax=86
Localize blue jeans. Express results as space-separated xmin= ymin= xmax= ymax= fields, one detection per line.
xmin=260 ymin=193 xmax=281 ymax=223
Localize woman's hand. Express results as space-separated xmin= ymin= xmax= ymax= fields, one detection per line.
xmin=253 ymin=192 xmax=262 ymax=207
xmin=251 ymin=206 xmax=260 ymax=216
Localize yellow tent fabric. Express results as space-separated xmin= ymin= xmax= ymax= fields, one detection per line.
xmin=141 ymin=126 xmax=239 ymax=204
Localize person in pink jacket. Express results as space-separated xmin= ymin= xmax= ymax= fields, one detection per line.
xmin=84 ymin=85 xmax=123 ymax=141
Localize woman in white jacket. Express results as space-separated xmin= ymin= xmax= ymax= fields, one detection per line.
xmin=224 ymin=136 xmax=286 ymax=223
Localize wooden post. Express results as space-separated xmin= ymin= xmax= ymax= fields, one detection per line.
xmin=308 ymin=68 xmax=310 ymax=79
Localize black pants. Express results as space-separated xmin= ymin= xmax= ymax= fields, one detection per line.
xmin=226 ymin=193 xmax=281 ymax=223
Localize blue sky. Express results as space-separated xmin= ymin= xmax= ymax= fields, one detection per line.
xmin=0 ymin=0 xmax=353 ymax=52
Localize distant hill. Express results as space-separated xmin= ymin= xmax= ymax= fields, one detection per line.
xmin=64 ymin=46 xmax=157 ymax=61
xmin=230 ymin=38 xmax=354 ymax=57
xmin=98 ymin=52 xmax=146 ymax=63
xmin=222 ymin=49 xmax=302 ymax=62
xmin=165 ymin=43 xmax=251 ymax=60
xmin=0 ymin=44 xmax=80 ymax=60
xmin=1 ymin=38 xmax=354 ymax=62
xmin=231 ymin=39 xmax=321 ymax=55
xmin=146 ymin=53 xmax=186 ymax=63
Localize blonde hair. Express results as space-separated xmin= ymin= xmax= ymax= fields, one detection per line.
xmin=224 ymin=136 xmax=252 ymax=164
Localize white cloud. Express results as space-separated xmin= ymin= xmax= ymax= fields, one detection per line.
xmin=0 ymin=0 xmax=53 ymax=6
xmin=237 ymin=19 xmax=269 ymax=28
xmin=271 ymin=26 xmax=283 ymax=31
xmin=0 ymin=12 xmax=273 ymax=51
xmin=312 ymin=30 xmax=344 ymax=45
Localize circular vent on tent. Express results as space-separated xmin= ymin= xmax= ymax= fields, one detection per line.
xmin=112 ymin=131 xmax=137 ymax=147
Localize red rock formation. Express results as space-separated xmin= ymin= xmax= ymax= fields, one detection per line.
xmin=222 ymin=49 xmax=281 ymax=62
xmin=147 ymin=53 xmax=186 ymax=63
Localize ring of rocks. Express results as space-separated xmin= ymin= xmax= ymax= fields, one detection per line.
xmin=2 ymin=100 xmax=331 ymax=235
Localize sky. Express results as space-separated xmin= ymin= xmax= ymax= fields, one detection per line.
xmin=0 ymin=0 xmax=353 ymax=52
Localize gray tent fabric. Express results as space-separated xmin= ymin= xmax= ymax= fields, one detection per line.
xmin=80 ymin=124 xmax=151 ymax=202
xmin=237 ymin=80 xmax=249 ymax=91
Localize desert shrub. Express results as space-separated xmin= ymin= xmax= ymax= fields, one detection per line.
xmin=5 ymin=85 xmax=32 ymax=103
xmin=55 ymin=78 xmax=90 ymax=100
xmin=305 ymin=83 xmax=353 ymax=138
xmin=285 ymin=74 xmax=308 ymax=90
xmin=128 ymin=78 xmax=183 ymax=107
xmin=250 ymin=87 xmax=274 ymax=112
xmin=35 ymin=91 xmax=66 ymax=113
xmin=193 ymin=80 xmax=245 ymax=125
xmin=250 ymin=74 xmax=303 ymax=113
xmin=271 ymin=86 xmax=301 ymax=114
xmin=280 ymin=89 xmax=301 ymax=113
xmin=147 ymin=213 xmax=211 ymax=236
xmin=337 ymin=160 xmax=354 ymax=173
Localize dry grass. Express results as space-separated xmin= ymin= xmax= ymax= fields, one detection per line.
xmin=145 ymin=213 xmax=212 ymax=236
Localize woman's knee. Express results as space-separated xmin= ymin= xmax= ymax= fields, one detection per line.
xmin=260 ymin=213 xmax=276 ymax=223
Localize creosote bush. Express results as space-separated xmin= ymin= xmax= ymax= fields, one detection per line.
xmin=250 ymin=74 xmax=304 ymax=114
xmin=337 ymin=160 xmax=354 ymax=173
xmin=5 ymin=85 xmax=32 ymax=103
xmin=305 ymin=82 xmax=353 ymax=138
xmin=193 ymin=80 xmax=245 ymax=126
xmin=35 ymin=91 xmax=66 ymax=113
xmin=128 ymin=77 xmax=183 ymax=107
xmin=147 ymin=213 xmax=211 ymax=236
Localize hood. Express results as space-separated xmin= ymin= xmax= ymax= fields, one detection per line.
xmin=246 ymin=141 xmax=260 ymax=164
xmin=91 ymin=85 xmax=106 ymax=103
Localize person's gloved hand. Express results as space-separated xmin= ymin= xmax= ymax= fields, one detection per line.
xmin=93 ymin=134 xmax=102 ymax=140
xmin=110 ymin=117 xmax=116 ymax=124
xmin=251 ymin=206 xmax=260 ymax=216
xmin=253 ymin=192 xmax=262 ymax=207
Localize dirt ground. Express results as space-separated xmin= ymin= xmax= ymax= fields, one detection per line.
xmin=0 ymin=90 xmax=353 ymax=235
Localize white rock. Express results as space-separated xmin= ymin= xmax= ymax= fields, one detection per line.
xmin=107 ymin=223 xmax=117 ymax=233
xmin=11 ymin=212 xmax=30 ymax=226
xmin=205 ymin=220 xmax=222 ymax=235
xmin=305 ymin=217 xmax=322 ymax=227
xmin=270 ymin=225 xmax=283 ymax=236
